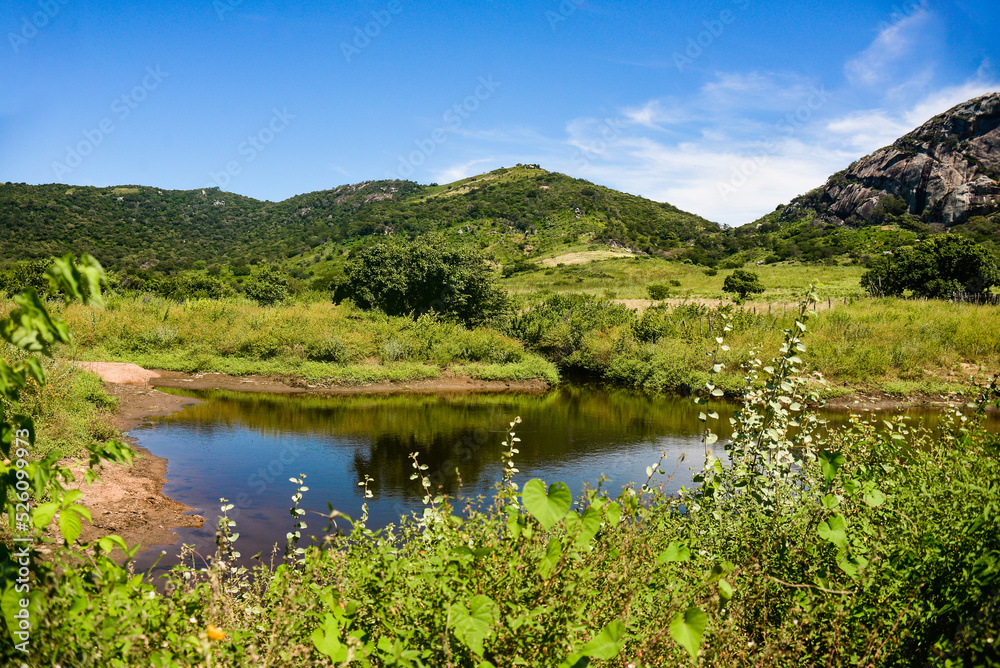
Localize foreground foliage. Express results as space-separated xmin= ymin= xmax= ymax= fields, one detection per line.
xmin=2 ymin=266 xmax=999 ymax=665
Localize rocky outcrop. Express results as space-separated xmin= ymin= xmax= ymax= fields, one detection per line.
xmin=795 ymin=93 xmax=1000 ymax=226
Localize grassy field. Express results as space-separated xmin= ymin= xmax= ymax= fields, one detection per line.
xmin=53 ymin=294 xmax=559 ymax=386
xmin=6 ymin=255 xmax=993 ymax=399
xmin=503 ymin=254 xmax=868 ymax=302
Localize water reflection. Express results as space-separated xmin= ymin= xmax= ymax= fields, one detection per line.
xmin=128 ymin=384 xmax=997 ymax=574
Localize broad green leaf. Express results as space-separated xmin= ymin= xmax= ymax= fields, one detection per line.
xmin=843 ymin=477 xmax=862 ymax=495
xmin=505 ymin=504 xmax=525 ymax=539
xmin=821 ymin=494 xmax=840 ymax=510
xmin=819 ymin=450 xmax=845 ymax=487
xmin=837 ymin=552 xmax=868 ymax=578
xmin=65 ymin=503 xmax=91 ymax=523
xmin=670 ymin=605 xmax=707 ymax=661
xmin=605 ymin=502 xmax=621 ymax=525
xmin=579 ymin=619 xmax=626 ymax=659
xmin=817 ymin=513 xmax=848 ymax=549
xmin=450 ymin=595 xmax=498 ymax=656
xmin=311 ymin=614 xmax=347 ymax=661
xmin=32 ymin=502 xmax=59 ymax=529
xmin=863 ymin=489 xmax=887 ymax=507
xmin=97 ymin=535 xmax=129 ymax=554
xmin=657 ymin=541 xmax=691 ymax=563
xmin=59 ymin=509 xmax=82 ymax=543
xmin=521 ymin=479 xmax=572 ymax=530
xmin=575 ymin=507 xmax=600 ymax=546
xmin=718 ymin=578 xmax=734 ymax=602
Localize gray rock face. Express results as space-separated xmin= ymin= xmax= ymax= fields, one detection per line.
xmin=815 ymin=93 xmax=1000 ymax=226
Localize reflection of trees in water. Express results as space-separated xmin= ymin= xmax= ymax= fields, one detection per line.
xmin=352 ymin=426 xmax=499 ymax=497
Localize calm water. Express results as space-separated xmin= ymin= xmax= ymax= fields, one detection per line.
xmin=129 ymin=384 xmax=996 ymax=573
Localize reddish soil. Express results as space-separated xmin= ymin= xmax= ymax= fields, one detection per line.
xmin=66 ymin=383 xmax=205 ymax=554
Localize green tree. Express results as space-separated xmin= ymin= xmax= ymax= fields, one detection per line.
xmin=335 ymin=237 xmax=511 ymax=327
xmin=722 ymin=269 xmax=765 ymax=301
xmin=861 ymin=234 xmax=999 ymax=298
xmin=243 ymin=266 xmax=290 ymax=305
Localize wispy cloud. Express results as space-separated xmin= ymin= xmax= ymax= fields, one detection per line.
xmin=845 ymin=7 xmax=932 ymax=87
xmin=430 ymin=157 xmax=497 ymax=184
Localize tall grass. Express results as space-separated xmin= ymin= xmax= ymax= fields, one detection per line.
xmin=56 ymin=294 xmax=560 ymax=385
xmin=512 ymin=294 xmax=1000 ymax=394
xmin=0 ymin=345 xmax=117 ymax=458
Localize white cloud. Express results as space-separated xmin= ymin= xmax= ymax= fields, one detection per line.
xmin=825 ymin=111 xmax=912 ymax=152
xmin=845 ymin=7 xmax=932 ymax=87
xmin=431 ymin=157 xmax=497 ymax=184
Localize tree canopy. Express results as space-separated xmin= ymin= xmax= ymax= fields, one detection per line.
xmin=722 ymin=269 xmax=765 ymax=301
xmin=861 ymin=235 xmax=999 ymax=298
xmin=334 ymin=238 xmax=511 ymax=327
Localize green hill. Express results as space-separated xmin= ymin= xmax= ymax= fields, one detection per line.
xmin=0 ymin=165 xmax=718 ymax=273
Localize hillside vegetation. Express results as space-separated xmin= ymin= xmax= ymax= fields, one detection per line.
xmin=0 ymin=165 xmax=717 ymax=276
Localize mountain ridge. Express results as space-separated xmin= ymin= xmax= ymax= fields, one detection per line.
xmin=0 ymin=166 xmax=719 ymax=271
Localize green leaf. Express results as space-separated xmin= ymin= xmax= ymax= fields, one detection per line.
xmin=521 ymin=479 xmax=572 ymax=530
xmin=450 ymin=595 xmax=498 ymax=657
xmin=59 ymin=509 xmax=82 ymax=543
xmin=538 ymin=537 xmax=563 ymax=579
xmin=670 ymin=605 xmax=707 ymax=661
xmin=817 ymin=513 xmax=848 ymax=549
xmin=579 ymin=619 xmax=626 ymax=659
xmin=718 ymin=578 xmax=734 ymax=602
xmin=46 ymin=253 xmax=108 ymax=307
xmin=657 ymin=541 xmax=691 ymax=563
xmin=32 ymin=502 xmax=59 ymax=529
xmin=863 ymin=489 xmax=887 ymax=507
xmin=97 ymin=535 xmax=129 ymax=554
xmin=65 ymin=503 xmax=91 ymax=523
xmin=575 ymin=507 xmax=601 ymax=546
xmin=837 ymin=552 xmax=868 ymax=578
xmin=819 ymin=450 xmax=845 ymax=487
xmin=311 ymin=614 xmax=348 ymax=661
xmin=605 ymin=502 xmax=621 ymax=526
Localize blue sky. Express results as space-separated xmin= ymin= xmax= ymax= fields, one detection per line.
xmin=2 ymin=0 xmax=998 ymax=226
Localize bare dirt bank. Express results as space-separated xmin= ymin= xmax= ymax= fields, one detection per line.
xmin=68 ymin=383 xmax=205 ymax=553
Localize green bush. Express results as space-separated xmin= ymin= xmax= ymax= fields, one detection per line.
xmin=861 ymin=234 xmax=999 ymax=298
xmin=6 ymin=285 xmax=1000 ymax=666
xmin=335 ymin=236 xmax=511 ymax=328
xmin=723 ymin=269 xmax=765 ymax=301
xmin=647 ymin=283 xmax=671 ymax=300
xmin=243 ymin=266 xmax=290 ymax=305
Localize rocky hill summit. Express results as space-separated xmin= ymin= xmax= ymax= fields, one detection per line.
xmin=789 ymin=92 xmax=1000 ymax=226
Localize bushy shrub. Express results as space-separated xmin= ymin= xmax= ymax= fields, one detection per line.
xmin=243 ymin=266 xmax=290 ymax=305
xmin=647 ymin=283 xmax=671 ymax=300
xmin=861 ymin=234 xmax=999 ymax=297
xmin=335 ymin=236 xmax=511 ymax=328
